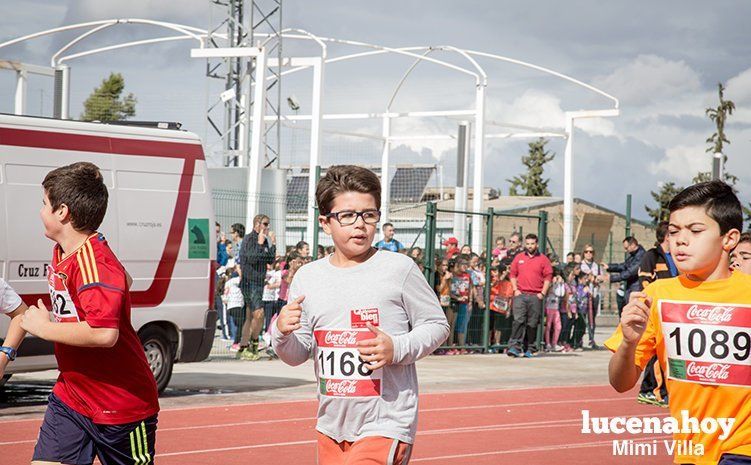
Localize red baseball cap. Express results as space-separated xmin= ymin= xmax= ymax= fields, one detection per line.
xmin=442 ymin=237 xmax=458 ymax=246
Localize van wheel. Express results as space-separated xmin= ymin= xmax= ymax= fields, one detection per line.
xmin=140 ymin=327 xmax=174 ymax=394
xmin=0 ymin=374 xmax=11 ymax=388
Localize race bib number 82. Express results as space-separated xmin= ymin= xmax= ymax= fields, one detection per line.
xmin=660 ymin=301 xmax=751 ymax=387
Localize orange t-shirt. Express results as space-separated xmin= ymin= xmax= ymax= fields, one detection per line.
xmin=605 ymin=271 xmax=751 ymax=464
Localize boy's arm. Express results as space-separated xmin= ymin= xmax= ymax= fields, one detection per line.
xmin=0 ymin=302 xmax=29 ymax=377
xmin=391 ymin=263 xmax=450 ymax=365
xmin=608 ymin=291 xmax=654 ymax=392
xmin=21 ymin=299 xmax=119 ymax=348
xmin=271 ymin=281 xmax=313 ymax=366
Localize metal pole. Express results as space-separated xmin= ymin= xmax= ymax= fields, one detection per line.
xmin=245 ymin=48 xmax=267 ymax=229
xmin=712 ymin=152 xmax=723 ymax=181
xmin=14 ymin=70 xmax=27 ymax=115
xmin=563 ymin=113 xmax=574 ymax=258
xmin=307 ymin=58 xmax=324 ymax=243
xmin=454 ymin=122 xmax=469 ymax=244
xmin=471 ymin=84 xmax=486 ymax=253
xmin=380 ymin=114 xmax=391 ymax=226
xmin=483 ymin=207 xmax=494 ymax=352
xmin=607 ymin=231 xmax=613 ymax=311
xmin=311 ymin=165 xmax=322 ymax=258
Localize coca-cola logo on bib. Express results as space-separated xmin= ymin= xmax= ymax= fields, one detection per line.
xmin=323 ymin=331 xmax=359 ymax=347
xmin=686 ymin=362 xmax=731 ymax=380
xmin=351 ymin=308 xmax=379 ymax=328
xmin=325 ymin=379 xmax=359 ymax=395
xmin=685 ymin=305 xmax=734 ymax=324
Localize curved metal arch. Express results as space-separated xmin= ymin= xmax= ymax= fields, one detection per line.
xmin=465 ymin=49 xmax=619 ymax=109
xmin=386 ymin=45 xmax=489 ymax=112
xmin=260 ymin=27 xmax=327 ymax=58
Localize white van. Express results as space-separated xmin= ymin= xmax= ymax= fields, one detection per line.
xmin=0 ymin=114 xmax=217 ymax=392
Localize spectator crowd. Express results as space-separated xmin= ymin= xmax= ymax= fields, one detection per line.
xmin=214 ymin=217 xmax=751 ymax=361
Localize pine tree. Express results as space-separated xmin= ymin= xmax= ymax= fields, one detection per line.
xmin=81 ymin=73 xmax=136 ymax=122
xmin=694 ymin=83 xmax=736 ymax=184
xmin=507 ymin=138 xmax=555 ymax=197
xmin=645 ymin=182 xmax=683 ymax=224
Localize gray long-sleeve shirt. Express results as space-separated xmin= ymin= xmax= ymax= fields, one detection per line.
xmin=271 ymin=250 xmax=449 ymax=444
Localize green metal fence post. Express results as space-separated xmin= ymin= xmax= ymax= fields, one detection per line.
xmin=424 ymin=202 xmax=437 ymax=283
xmin=536 ymin=210 xmax=548 ymax=349
xmin=483 ymin=208 xmax=494 ymax=352
xmin=625 ymin=194 xmax=632 ymax=239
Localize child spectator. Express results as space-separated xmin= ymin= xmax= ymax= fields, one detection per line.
xmin=435 ymin=259 xmax=453 ymax=349
xmin=569 ymin=272 xmax=592 ymax=351
xmin=263 ymin=257 xmax=284 ymax=337
xmin=489 ymin=265 xmax=514 ymax=350
xmin=544 ymin=275 xmax=565 ymax=352
xmin=450 ymin=255 xmax=473 ymax=353
xmin=224 ymin=265 xmax=245 ymax=352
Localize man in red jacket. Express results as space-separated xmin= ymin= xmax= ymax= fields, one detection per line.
xmin=508 ymin=233 xmax=553 ymax=358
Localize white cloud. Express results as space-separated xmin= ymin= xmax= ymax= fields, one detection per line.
xmin=593 ymin=55 xmax=701 ymax=107
xmin=726 ymin=67 xmax=751 ymax=104
xmin=648 ymin=144 xmax=711 ymax=181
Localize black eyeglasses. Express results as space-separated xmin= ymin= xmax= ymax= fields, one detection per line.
xmin=326 ymin=209 xmax=381 ymax=226
xmin=584 ymin=250 xmax=594 ymax=254
xmin=261 ymin=222 xmax=269 ymax=226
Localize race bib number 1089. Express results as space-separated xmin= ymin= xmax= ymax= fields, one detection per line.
xmin=314 ymin=329 xmax=382 ymax=398
xmin=660 ymin=301 xmax=751 ymax=387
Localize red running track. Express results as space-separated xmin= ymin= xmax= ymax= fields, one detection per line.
xmin=0 ymin=385 xmax=675 ymax=464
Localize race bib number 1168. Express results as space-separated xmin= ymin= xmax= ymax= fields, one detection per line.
xmin=660 ymin=301 xmax=751 ymax=387
xmin=314 ymin=329 xmax=382 ymax=398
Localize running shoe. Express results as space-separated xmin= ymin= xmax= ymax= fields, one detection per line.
xmin=553 ymin=345 xmax=564 ymax=352
xmin=523 ymin=350 xmax=534 ymax=358
xmin=637 ymin=392 xmax=661 ymax=406
xmin=241 ymin=350 xmax=261 ymax=361
xmin=507 ymin=347 xmax=521 ymax=358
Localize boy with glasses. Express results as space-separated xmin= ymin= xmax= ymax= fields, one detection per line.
xmin=272 ymin=165 xmax=448 ymax=465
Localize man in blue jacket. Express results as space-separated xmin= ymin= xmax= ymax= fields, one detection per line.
xmin=603 ymin=236 xmax=645 ymax=314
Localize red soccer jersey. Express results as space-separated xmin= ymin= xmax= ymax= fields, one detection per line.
xmin=48 ymin=233 xmax=159 ymax=424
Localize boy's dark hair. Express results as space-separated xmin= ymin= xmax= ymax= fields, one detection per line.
xmin=295 ymin=240 xmax=309 ymax=250
xmin=623 ymin=236 xmax=639 ymax=246
xmin=566 ymin=252 xmax=574 ymax=258
xmin=525 ymin=233 xmax=538 ymax=242
xmin=383 ymin=222 xmax=394 ymax=229
xmin=315 ymin=165 xmax=381 ymax=216
xmin=656 ymin=221 xmax=669 ymax=244
xmin=42 ymin=162 xmax=108 ymax=232
xmin=737 ymin=232 xmax=751 ymax=246
xmin=231 ymin=223 xmax=245 ymax=237
xmin=668 ymin=180 xmax=743 ymax=234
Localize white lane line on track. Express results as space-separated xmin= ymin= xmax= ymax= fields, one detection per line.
xmin=410 ymin=435 xmax=674 ymax=462
xmin=0 ymin=396 xmax=652 ymax=446
xmin=146 ymin=416 xmax=673 ymax=458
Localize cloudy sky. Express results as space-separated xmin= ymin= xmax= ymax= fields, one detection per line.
xmin=2 ymin=0 xmax=751 ymax=221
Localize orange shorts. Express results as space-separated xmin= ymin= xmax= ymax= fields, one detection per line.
xmin=317 ymin=432 xmax=412 ymax=465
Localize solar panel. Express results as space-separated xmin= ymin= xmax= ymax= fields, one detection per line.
xmin=287 ymin=175 xmax=309 ymax=212
xmin=390 ymin=167 xmax=435 ymax=203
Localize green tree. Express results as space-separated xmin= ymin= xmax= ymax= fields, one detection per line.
xmin=694 ymin=83 xmax=736 ymax=184
xmin=507 ymin=138 xmax=555 ymax=197
xmin=645 ymin=182 xmax=683 ymax=224
xmin=81 ymin=73 xmax=136 ymax=122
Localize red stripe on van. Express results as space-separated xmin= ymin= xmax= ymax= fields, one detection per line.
xmin=0 ymin=127 xmax=204 ymax=160
xmin=2 ymin=127 xmax=205 ymax=309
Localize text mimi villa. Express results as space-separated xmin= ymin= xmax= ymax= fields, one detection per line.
xmin=612 ymin=439 xmax=703 ymax=457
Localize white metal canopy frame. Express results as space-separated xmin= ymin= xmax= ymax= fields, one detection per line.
xmin=0 ymin=19 xmax=619 ymax=255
